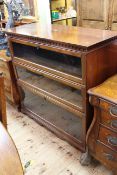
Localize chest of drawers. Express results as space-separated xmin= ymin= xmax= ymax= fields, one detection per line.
xmin=6 ymin=23 xmax=117 ymax=152
xmin=0 ymin=51 xmax=19 ymax=106
xmin=0 ymin=75 xmax=7 ymax=128
xmin=86 ymin=75 xmax=117 ymax=175
xmin=0 ymin=50 xmax=20 ymax=105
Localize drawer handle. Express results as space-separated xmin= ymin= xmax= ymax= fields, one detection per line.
xmin=111 ymin=120 xmax=117 ymax=130
xmin=0 ymin=72 xmax=3 ymax=76
xmin=110 ymin=106 xmax=117 ymax=117
xmin=108 ymin=136 xmax=117 ymax=146
xmin=104 ymin=153 xmax=115 ymax=161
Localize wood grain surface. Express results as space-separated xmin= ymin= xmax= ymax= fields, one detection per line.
xmin=0 ymin=122 xmax=23 ymax=175
xmin=88 ymin=74 xmax=117 ymax=104
xmin=6 ymin=22 xmax=117 ymax=48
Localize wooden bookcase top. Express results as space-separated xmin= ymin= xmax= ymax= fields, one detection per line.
xmin=6 ymin=22 xmax=117 ymax=49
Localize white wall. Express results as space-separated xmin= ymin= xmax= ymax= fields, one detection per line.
xmin=37 ymin=0 xmax=51 ymax=25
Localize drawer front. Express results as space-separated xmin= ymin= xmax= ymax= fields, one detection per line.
xmin=6 ymin=91 xmax=13 ymax=102
xmin=0 ymin=67 xmax=11 ymax=92
xmin=99 ymin=100 xmax=117 ymax=115
xmin=4 ymin=79 xmax=11 ymax=88
xmin=0 ymin=60 xmax=8 ymax=69
xmin=101 ymin=110 xmax=117 ymax=131
xmin=96 ymin=142 xmax=117 ymax=170
xmin=4 ymin=83 xmax=11 ymax=94
xmin=0 ymin=68 xmax=10 ymax=80
xmin=98 ymin=126 xmax=117 ymax=152
xmin=3 ymin=71 xmax=10 ymax=80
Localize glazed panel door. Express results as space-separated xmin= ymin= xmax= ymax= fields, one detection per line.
xmin=77 ymin=0 xmax=110 ymax=29
xmin=109 ymin=0 xmax=117 ymax=30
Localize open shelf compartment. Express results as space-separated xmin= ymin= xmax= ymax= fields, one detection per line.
xmin=16 ymin=66 xmax=83 ymax=113
xmin=12 ymin=42 xmax=83 ymax=83
xmin=21 ymin=86 xmax=85 ymax=148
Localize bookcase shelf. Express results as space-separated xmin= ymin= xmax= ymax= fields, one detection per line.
xmin=7 ymin=22 xmax=117 ymax=152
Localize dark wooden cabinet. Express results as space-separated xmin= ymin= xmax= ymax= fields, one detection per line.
xmin=6 ymin=22 xmax=117 ymax=152
xmin=86 ymin=75 xmax=117 ymax=175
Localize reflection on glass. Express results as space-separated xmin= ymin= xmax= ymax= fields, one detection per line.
xmin=12 ymin=0 xmax=35 ymax=17
xmin=22 ymin=87 xmax=83 ymax=141
xmin=22 ymin=0 xmax=35 ymax=16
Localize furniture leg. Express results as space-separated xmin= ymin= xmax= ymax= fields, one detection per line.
xmin=80 ymin=147 xmax=92 ymax=166
xmin=113 ymin=171 xmax=117 ymax=175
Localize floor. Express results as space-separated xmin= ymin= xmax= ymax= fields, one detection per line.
xmin=7 ymin=103 xmax=112 ymax=175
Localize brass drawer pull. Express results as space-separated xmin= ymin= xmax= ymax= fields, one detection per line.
xmin=0 ymin=72 xmax=3 ymax=76
xmin=111 ymin=120 xmax=117 ymax=130
xmin=110 ymin=106 xmax=117 ymax=117
xmin=104 ymin=153 xmax=115 ymax=161
xmin=108 ymin=136 xmax=117 ymax=146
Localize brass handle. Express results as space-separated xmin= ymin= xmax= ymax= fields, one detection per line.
xmin=110 ymin=106 xmax=117 ymax=117
xmin=108 ymin=136 xmax=117 ymax=146
xmin=105 ymin=26 xmax=108 ymax=30
xmin=104 ymin=153 xmax=115 ymax=161
xmin=108 ymin=26 xmax=111 ymax=30
xmin=111 ymin=120 xmax=117 ymax=130
xmin=0 ymin=72 xmax=3 ymax=76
